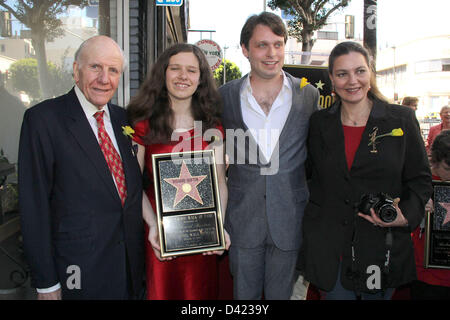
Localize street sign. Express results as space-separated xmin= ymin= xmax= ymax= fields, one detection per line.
xmin=156 ymin=0 xmax=183 ymax=6
xmin=195 ymin=39 xmax=222 ymax=71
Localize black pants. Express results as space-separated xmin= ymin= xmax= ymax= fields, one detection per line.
xmin=410 ymin=280 xmax=450 ymax=300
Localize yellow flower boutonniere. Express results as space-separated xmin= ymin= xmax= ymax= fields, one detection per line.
xmin=300 ymin=77 xmax=309 ymax=89
xmin=122 ymin=125 xmax=135 ymax=138
xmin=391 ymin=128 xmax=404 ymax=136
xmin=368 ymin=127 xmax=404 ymax=153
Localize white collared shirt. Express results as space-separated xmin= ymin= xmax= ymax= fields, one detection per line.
xmin=74 ymin=85 xmax=122 ymax=159
xmin=240 ymin=71 xmax=292 ymax=161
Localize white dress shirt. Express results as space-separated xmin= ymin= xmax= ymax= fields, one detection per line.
xmin=240 ymin=71 xmax=292 ymax=162
xmin=74 ymin=85 xmax=122 ymax=158
xmin=36 ymin=86 xmax=122 ymax=294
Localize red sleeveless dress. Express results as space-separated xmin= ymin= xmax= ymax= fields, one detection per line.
xmin=133 ymin=120 xmax=231 ymax=300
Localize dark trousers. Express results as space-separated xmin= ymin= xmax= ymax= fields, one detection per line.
xmin=410 ymin=280 xmax=450 ymax=300
xmin=229 ymin=231 xmax=298 ymax=300
xmin=320 ymin=262 xmax=394 ymax=300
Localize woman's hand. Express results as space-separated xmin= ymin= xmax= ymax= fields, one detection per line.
xmin=148 ymin=223 xmax=175 ymax=262
xmin=425 ymin=198 xmax=434 ymax=213
xmin=358 ymin=197 xmax=409 ymax=227
xmin=202 ymin=230 xmax=231 ymax=256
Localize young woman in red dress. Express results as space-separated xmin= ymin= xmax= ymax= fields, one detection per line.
xmin=127 ymin=43 xmax=230 ymax=300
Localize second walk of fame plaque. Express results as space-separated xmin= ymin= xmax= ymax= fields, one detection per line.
xmin=152 ymin=150 xmax=225 ymax=257
xmin=424 ymin=180 xmax=450 ymax=269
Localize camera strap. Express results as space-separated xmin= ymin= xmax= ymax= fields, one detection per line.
xmin=382 ymin=228 xmax=393 ymax=286
xmin=350 ymin=225 xmax=393 ymax=296
xmin=350 ymin=227 xmax=362 ymax=297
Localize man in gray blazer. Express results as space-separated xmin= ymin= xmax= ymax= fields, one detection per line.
xmin=219 ymin=12 xmax=319 ymax=299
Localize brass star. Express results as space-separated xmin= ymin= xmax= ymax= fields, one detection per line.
xmin=164 ymin=161 xmax=207 ymax=207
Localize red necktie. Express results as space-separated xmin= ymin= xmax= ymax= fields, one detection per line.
xmin=94 ymin=111 xmax=127 ymax=206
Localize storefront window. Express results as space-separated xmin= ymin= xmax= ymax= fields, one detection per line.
xmin=0 ymin=0 xmax=128 ymax=165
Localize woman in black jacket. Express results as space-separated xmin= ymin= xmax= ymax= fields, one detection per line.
xmin=299 ymin=41 xmax=432 ymax=300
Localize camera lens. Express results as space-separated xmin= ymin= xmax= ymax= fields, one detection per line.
xmin=377 ymin=204 xmax=397 ymax=223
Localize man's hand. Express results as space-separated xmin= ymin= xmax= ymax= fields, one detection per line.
xmin=37 ymin=288 xmax=62 ymax=300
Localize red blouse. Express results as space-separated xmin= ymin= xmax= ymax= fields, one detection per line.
xmin=343 ymin=125 xmax=366 ymax=170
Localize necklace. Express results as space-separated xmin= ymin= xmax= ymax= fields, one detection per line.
xmin=343 ymin=116 xmax=359 ymax=126
xmin=341 ymin=104 xmax=372 ymax=127
xmin=341 ymin=112 xmax=365 ymax=126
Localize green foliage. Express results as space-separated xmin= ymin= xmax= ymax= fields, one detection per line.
xmin=9 ymin=58 xmax=41 ymax=100
xmin=9 ymin=58 xmax=73 ymax=101
xmin=0 ymin=0 xmax=89 ymax=98
xmin=268 ymin=0 xmax=350 ymax=42
xmin=0 ymin=0 xmax=89 ymax=41
xmin=214 ymin=59 xmax=242 ymax=87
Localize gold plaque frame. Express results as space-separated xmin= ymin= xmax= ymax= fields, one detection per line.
xmin=152 ymin=150 xmax=225 ymax=257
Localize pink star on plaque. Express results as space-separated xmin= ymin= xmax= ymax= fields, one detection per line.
xmin=164 ymin=161 xmax=207 ymax=208
xmin=439 ymin=202 xmax=450 ymax=226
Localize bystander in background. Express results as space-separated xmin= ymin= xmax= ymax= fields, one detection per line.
xmin=401 ymin=96 xmax=419 ymax=113
xmin=426 ymin=105 xmax=450 ymax=154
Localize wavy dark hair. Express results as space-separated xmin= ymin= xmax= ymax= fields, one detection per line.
xmin=431 ymin=129 xmax=450 ymax=167
xmin=240 ymin=11 xmax=287 ymax=50
xmin=127 ymin=43 xmax=222 ymax=144
xmin=328 ymin=41 xmax=388 ymax=104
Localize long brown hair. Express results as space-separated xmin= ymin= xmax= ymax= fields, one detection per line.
xmin=328 ymin=41 xmax=388 ymax=104
xmin=127 ymin=43 xmax=222 ymax=144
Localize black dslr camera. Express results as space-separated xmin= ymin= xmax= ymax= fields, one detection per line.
xmin=358 ymin=193 xmax=397 ymax=223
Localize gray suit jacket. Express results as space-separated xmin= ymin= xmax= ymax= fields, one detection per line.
xmin=220 ymin=72 xmax=319 ymax=251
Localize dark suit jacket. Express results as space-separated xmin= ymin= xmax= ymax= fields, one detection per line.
xmin=299 ymin=99 xmax=432 ymax=292
xmin=18 ymin=88 xmax=144 ymax=299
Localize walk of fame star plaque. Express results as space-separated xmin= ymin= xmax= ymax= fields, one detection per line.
xmin=425 ymin=181 xmax=450 ymax=269
xmin=152 ymin=150 xmax=225 ymax=257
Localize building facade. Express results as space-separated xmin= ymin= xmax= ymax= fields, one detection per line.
xmin=0 ymin=0 xmax=189 ymax=165
xmin=376 ymin=35 xmax=450 ymax=119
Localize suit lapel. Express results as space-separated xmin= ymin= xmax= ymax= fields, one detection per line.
xmin=274 ymin=74 xmax=299 ymax=158
xmin=64 ymin=89 xmax=122 ymax=204
xmin=321 ymin=103 xmax=350 ymax=177
xmin=350 ymin=100 xmax=389 ymax=172
xmin=231 ymin=77 xmax=248 ymax=132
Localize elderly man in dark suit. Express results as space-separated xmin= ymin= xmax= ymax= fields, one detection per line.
xmin=18 ymin=35 xmax=144 ymax=300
